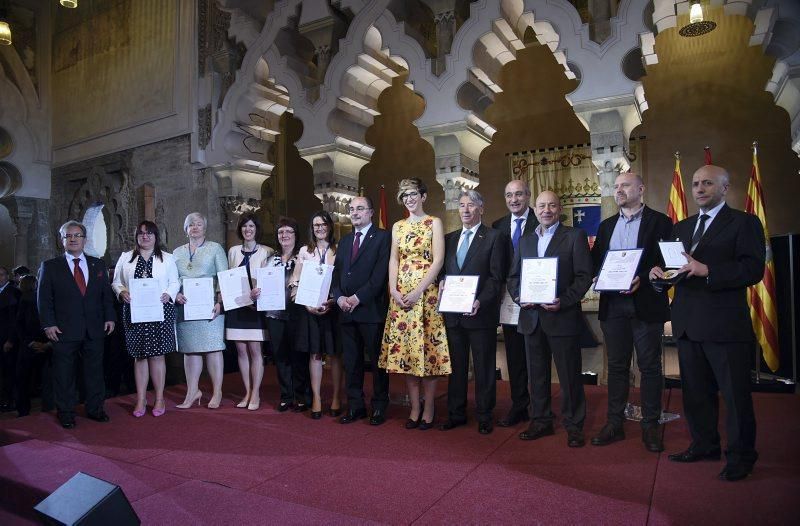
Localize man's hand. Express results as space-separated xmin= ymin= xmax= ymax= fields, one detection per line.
xmin=346 ymin=294 xmax=360 ymax=311
xmin=621 ymin=276 xmax=641 ymax=295
xmin=44 ymin=326 xmax=62 ymax=342
xmin=3 ymin=341 xmax=12 ymax=352
xmin=464 ymin=300 xmax=480 ymax=317
xmin=541 ymin=298 xmax=561 ymax=312
xmin=649 ymin=266 xmax=665 ymax=280
xmin=104 ymin=321 xmax=115 ymax=335
xmin=679 ymin=252 xmax=709 ymax=278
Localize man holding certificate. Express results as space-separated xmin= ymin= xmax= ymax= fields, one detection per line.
xmin=590 ymin=172 xmax=672 ymax=452
xmin=438 ymin=190 xmax=507 ymax=435
xmin=507 ymin=191 xmax=593 ymax=448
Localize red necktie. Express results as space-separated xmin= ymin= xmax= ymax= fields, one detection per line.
xmin=73 ymin=258 xmax=87 ymax=296
xmin=351 ymin=231 xmax=362 ymax=263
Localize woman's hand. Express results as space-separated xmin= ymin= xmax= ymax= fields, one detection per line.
xmin=175 ymin=292 xmax=187 ymax=305
xmin=210 ymin=302 xmax=221 ymax=321
xmin=390 ymin=288 xmax=406 ymax=308
xmin=160 ymin=293 xmax=171 ymax=304
xmin=251 ymin=287 xmax=261 ymax=300
xmin=402 ymin=287 xmax=423 ymax=308
xmin=119 ymin=291 xmax=131 ymax=304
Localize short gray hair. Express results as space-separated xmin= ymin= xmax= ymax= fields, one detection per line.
xmin=183 ymin=212 xmax=207 ymax=234
xmin=460 ymin=189 xmax=484 ymax=208
xmin=59 ymin=220 xmax=87 ymax=238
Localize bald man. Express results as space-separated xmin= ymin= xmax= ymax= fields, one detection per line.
xmin=651 ymin=165 xmax=765 ymax=481
xmin=507 ymin=191 xmax=593 ymax=448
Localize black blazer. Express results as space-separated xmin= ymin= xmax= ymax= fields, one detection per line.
xmin=591 ymin=205 xmax=672 ymax=323
xmin=670 ymin=205 xmax=765 ymax=343
xmin=0 ymin=284 xmax=21 ymax=346
xmin=332 ymin=226 xmax=391 ymax=324
xmin=507 ymin=224 xmax=593 ymax=336
xmin=37 ymin=255 xmax=117 ymax=342
xmin=440 ymin=224 xmax=508 ymax=329
xmin=492 ymin=208 xmax=539 ymax=263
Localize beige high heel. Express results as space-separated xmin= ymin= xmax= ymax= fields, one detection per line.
xmin=207 ymin=392 xmax=222 ymax=409
xmin=176 ymin=391 xmax=202 ymax=409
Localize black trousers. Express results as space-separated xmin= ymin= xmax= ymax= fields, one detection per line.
xmin=524 ymin=324 xmax=585 ymax=431
xmin=15 ymin=346 xmax=53 ymax=415
xmin=1 ymin=346 xmax=17 ymax=407
xmin=501 ymin=324 xmax=530 ymax=416
xmin=267 ymin=317 xmax=310 ymax=405
xmin=600 ymin=296 xmax=663 ymax=428
xmin=445 ymin=325 xmax=497 ymax=423
xmin=52 ymin=338 xmax=105 ymax=418
xmin=677 ymin=338 xmax=757 ymax=467
xmin=340 ymin=321 xmax=389 ymax=412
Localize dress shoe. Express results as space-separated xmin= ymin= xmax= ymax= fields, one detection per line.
xmin=59 ymin=416 xmax=76 ymax=429
xmin=87 ymin=411 xmax=110 ymax=423
xmin=311 ymin=410 xmax=322 ymax=420
xmin=369 ymin=409 xmax=386 ymax=426
xmin=419 ymin=418 xmax=435 ymax=431
xmin=478 ymin=422 xmax=493 ymax=435
xmin=438 ymin=419 xmax=466 ymax=431
xmin=642 ymin=425 xmax=664 ymax=453
xmin=277 ymin=402 xmax=292 ymax=412
xmin=591 ymin=423 xmax=625 ymax=446
xmin=292 ymin=403 xmax=308 ymax=413
xmin=567 ymin=430 xmax=585 ymax=448
xmin=668 ymin=447 xmax=721 ymax=463
xmin=340 ymin=408 xmax=367 ymax=424
xmin=405 ymin=417 xmax=421 ymax=429
xmin=718 ymin=464 xmax=753 ymax=482
xmin=497 ymin=411 xmax=530 ymax=427
xmin=519 ymin=423 xmax=555 ymax=441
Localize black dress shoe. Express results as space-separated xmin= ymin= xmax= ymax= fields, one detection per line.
xmin=642 ymin=425 xmax=664 ymax=453
xmin=369 ymin=409 xmax=386 ymax=426
xmin=292 ymin=403 xmax=308 ymax=413
xmin=405 ymin=417 xmax=421 ymax=429
xmin=668 ymin=447 xmax=721 ymax=463
xmin=340 ymin=408 xmax=367 ymax=424
xmin=418 ymin=418 xmax=434 ymax=431
xmin=478 ymin=422 xmax=493 ymax=435
xmin=59 ymin=416 xmax=76 ymax=429
xmin=438 ymin=419 xmax=466 ymax=431
xmin=277 ymin=402 xmax=292 ymax=413
xmin=311 ymin=410 xmax=322 ymax=420
xmin=567 ymin=430 xmax=585 ymax=448
xmin=87 ymin=412 xmax=110 ymax=423
xmin=591 ymin=423 xmax=625 ymax=446
xmin=497 ymin=411 xmax=530 ymax=427
xmin=519 ymin=423 xmax=555 ymax=441
xmin=719 ymin=464 xmax=753 ymax=482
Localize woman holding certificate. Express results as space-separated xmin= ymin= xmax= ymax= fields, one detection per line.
xmin=226 ymin=213 xmax=274 ymax=411
xmin=112 ymin=221 xmax=180 ymax=418
xmin=379 ymin=178 xmax=450 ymax=430
xmin=173 ymin=212 xmax=229 ymax=409
xmin=290 ymin=211 xmax=342 ymax=419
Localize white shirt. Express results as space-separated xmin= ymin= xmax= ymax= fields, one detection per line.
xmin=0 ymin=282 xmax=8 ymax=294
xmin=536 ymin=222 xmax=559 ymax=256
xmin=64 ymin=252 xmax=89 ymax=284
xmin=354 ymin=222 xmax=372 ymax=240
xmin=694 ymin=200 xmax=726 ymax=237
xmin=510 ymin=209 xmax=530 ymax=238
xmin=457 ymin=223 xmax=481 ymax=253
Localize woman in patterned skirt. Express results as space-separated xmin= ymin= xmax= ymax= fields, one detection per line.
xmin=174 ymin=212 xmax=229 ymax=409
xmin=226 ymin=212 xmax=273 ymax=410
xmin=379 ymin=178 xmax=450 ymax=430
xmin=112 ymin=221 xmax=180 ymax=418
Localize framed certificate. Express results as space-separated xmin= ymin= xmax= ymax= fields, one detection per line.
xmin=256 ymin=266 xmax=286 ymax=311
xmin=499 ymin=289 xmax=520 ymax=325
xmin=519 ymin=257 xmax=558 ymax=304
xmin=658 ymin=241 xmax=688 ymax=269
xmin=218 ymin=266 xmax=254 ymax=311
xmin=438 ymin=275 xmax=479 ymax=314
xmin=129 ymin=278 xmax=164 ymax=323
xmin=295 ymin=263 xmax=334 ymax=308
xmin=182 ymin=278 xmax=215 ymax=321
xmin=595 ymin=249 xmax=643 ymax=292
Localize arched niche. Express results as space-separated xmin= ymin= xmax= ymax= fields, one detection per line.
xmin=82 ymin=203 xmax=109 ymax=259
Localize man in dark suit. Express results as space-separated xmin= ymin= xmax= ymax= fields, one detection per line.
xmin=438 ymin=190 xmax=507 ymax=435
xmin=492 ymin=179 xmax=537 ymax=427
xmin=333 ymin=196 xmax=392 ymax=425
xmin=507 ymin=191 xmax=593 ymax=447
xmin=590 ymin=172 xmax=672 ymax=452
xmin=37 ymin=220 xmax=116 ymax=428
xmin=0 ymin=266 xmax=21 ymax=412
xmin=651 ymin=165 xmax=765 ymax=481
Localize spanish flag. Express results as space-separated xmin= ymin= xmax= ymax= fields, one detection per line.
xmin=378 ymin=185 xmax=389 ymax=229
xmin=667 ymin=153 xmax=688 ymax=224
xmin=745 ymin=142 xmax=779 ymax=372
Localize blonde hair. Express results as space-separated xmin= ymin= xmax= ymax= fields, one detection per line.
xmin=396 ymin=178 xmax=428 ymax=205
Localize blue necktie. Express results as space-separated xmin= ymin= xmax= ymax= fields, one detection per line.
xmin=456 ymin=230 xmax=472 ymax=269
xmin=512 ymin=217 xmax=524 ymax=253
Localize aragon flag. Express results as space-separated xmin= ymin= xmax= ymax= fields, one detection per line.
xmin=667 ymin=153 xmax=688 ymax=224
xmin=378 ymin=185 xmax=389 ymax=229
xmin=745 ymin=142 xmax=779 ymax=372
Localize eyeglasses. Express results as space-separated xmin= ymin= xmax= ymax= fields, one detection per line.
xmin=312 ymin=223 xmax=328 ymax=230
xmin=277 ymin=229 xmax=295 ymax=236
xmin=348 ymin=206 xmax=371 ymax=213
xmin=400 ymin=191 xmax=420 ymax=200
xmin=63 ymin=233 xmax=85 ymax=239
xmin=137 ymin=231 xmax=155 ymax=238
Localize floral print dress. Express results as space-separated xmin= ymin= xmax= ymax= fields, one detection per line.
xmin=379 ymin=216 xmax=451 ymax=377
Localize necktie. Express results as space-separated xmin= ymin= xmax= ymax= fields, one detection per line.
xmin=456 ymin=230 xmax=472 ymax=269
xmin=73 ymin=258 xmax=86 ymax=296
xmin=690 ymin=214 xmax=710 ymax=253
xmin=351 ymin=231 xmax=362 ymax=263
xmin=512 ymin=217 xmax=524 ymax=253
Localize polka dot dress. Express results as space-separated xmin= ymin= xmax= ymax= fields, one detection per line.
xmin=122 ymin=255 xmax=177 ymax=359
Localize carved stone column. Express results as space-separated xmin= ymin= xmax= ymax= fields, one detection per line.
xmin=1 ymin=196 xmax=37 ymax=269
xmin=214 ymin=166 xmax=269 ymax=248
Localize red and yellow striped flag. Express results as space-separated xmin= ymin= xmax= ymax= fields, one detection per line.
xmin=667 ymin=153 xmax=688 ymax=224
xmin=377 ymin=185 xmax=389 ymax=229
xmin=745 ymin=142 xmax=779 ymax=372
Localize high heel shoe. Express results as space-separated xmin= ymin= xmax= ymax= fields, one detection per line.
xmin=247 ymin=399 xmax=260 ymax=411
xmin=328 ymin=406 xmax=342 ymax=418
xmin=207 ymin=393 xmax=222 ymax=409
xmin=176 ymin=391 xmax=202 ymax=409
xmin=133 ymin=401 xmax=147 ymax=418
xmin=152 ymin=400 xmax=166 ymax=417
xmin=419 ymin=412 xmax=435 ymax=431
xmin=405 ymin=416 xmax=421 ymax=429
xmin=311 ymin=410 xmax=322 ymax=420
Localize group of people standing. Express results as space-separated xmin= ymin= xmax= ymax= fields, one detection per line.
xmin=10 ymin=163 xmax=764 ymax=483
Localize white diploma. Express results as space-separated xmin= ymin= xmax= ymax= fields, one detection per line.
xmin=519 ymin=257 xmax=558 ymax=304
xmin=256 ymin=266 xmax=286 ymax=311
xmin=595 ymin=249 xmax=643 ymax=292
xmin=218 ymin=266 xmax=253 ymax=311
xmin=658 ymin=241 xmax=689 ymax=268
xmin=129 ymin=278 xmax=164 ymax=323
xmin=438 ymin=275 xmax=479 ymax=314
xmin=182 ymin=278 xmax=215 ymax=321
xmin=499 ymin=289 xmax=520 ymax=325
xmin=295 ymin=263 xmax=334 ymax=308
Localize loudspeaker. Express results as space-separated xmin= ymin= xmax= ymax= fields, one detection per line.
xmin=34 ymin=472 xmax=140 ymax=526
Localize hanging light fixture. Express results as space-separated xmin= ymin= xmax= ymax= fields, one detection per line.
xmin=679 ymin=0 xmax=716 ymax=37
xmin=60 ymin=0 xmax=78 ymax=8
xmin=0 ymin=3 xmax=11 ymax=46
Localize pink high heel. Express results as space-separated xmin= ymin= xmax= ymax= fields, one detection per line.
xmin=152 ymin=399 xmax=166 ymax=417
xmin=133 ymin=400 xmax=147 ymax=418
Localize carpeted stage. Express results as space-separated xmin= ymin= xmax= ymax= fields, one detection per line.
xmin=0 ymin=374 xmax=797 ymax=525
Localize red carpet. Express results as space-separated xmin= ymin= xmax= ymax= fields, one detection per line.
xmin=0 ymin=373 xmax=797 ymax=524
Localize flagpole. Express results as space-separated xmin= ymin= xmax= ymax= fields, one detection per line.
xmin=752 ymin=140 xmax=762 ymax=385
